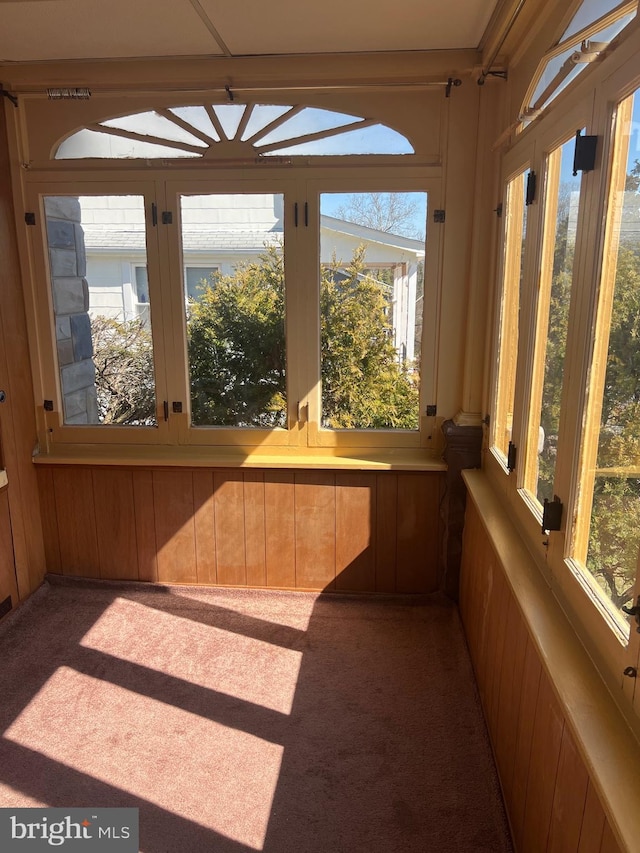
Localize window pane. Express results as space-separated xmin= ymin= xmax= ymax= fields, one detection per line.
xmin=181 ymin=193 xmax=286 ymax=428
xmin=319 ymin=192 xmax=426 ymax=430
xmin=574 ymin=90 xmax=640 ymax=627
xmin=493 ymin=170 xmax=529 ymax=460
xmin=44 ymin=195 xmax=157 ymax=426
xmin=528 ymin=139 xmax=582 ymax=505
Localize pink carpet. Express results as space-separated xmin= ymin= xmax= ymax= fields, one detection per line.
xmin=0 ymin=577 xmax=512 ymax=852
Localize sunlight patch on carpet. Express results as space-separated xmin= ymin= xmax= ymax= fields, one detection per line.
xmin=5 ymin=667 xmax=283 ymax=850
xmin=78 ymin=597 xmax=303 ymax=714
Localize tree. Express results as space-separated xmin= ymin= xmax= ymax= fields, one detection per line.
xmin=334 ymin=192 xmax=424 ymax=239
xmin=91 ymin=315 xmax=156 ymax=425
xmin=186 ymin=243 xmax=418 ymax=429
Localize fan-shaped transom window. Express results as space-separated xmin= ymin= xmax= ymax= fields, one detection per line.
xmin=55 ymin=103 xmax=414 ymax=160
xmin=520 ymin=0 xmax=637 ymax=124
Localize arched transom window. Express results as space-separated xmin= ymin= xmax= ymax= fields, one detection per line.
xmin=55 ymin=103 xmax=415 ymax=160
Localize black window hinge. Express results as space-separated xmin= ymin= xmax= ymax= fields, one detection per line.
xmin=433 ymin=210 xmax=446 ymax=223
xmin=43 ymin=400 xmax=54 ymax=411
xmin=25 ymin=212 xmax=36 ymax=226
xmin=542 ymin=495 xmax=563 ymax=534
xmin=161 ymin=211 xmax=173 ymax=225
xmin=172 ymin=401 xmax=183 ymax=414
xmin=525 ymin=171 xmax=537 ymax=206
xmin=494 ymin=203 xmax=503 ymax=218
xmin=507 ymin=441 xmax=517 ymax=472
xmin=426 ymin=404 xmax=437 ymax=417
xmin=151 ymin=203 xmax=158 ymax=226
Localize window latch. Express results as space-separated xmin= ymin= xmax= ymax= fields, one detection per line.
xmin=622 ymin=596 xmax=640 ymax=634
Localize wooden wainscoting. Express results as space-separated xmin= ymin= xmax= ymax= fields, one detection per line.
xmin=460 ymin=471 xmax=633 ymax=853
xmin=36 ymin=465 xmax=443 ymax=593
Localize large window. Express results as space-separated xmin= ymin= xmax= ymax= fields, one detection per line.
xmin=571 ymin=88 xmax=640 ymax=632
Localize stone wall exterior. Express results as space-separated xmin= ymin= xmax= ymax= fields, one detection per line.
xmin=44 ymin=197 xmax=98 ymax=424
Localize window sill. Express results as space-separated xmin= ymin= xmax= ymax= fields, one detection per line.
xmin=32 ymin=444 xmax=447 ymax=472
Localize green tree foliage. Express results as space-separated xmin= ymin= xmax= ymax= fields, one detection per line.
xmin=187 ymin=245 xmax=287 ymax=427
xmin=321 ymin=246 xmax=418 ymax=429
xmin=91 ymin=315 xmax=156 ymax=425
xmin=538 ymin=182 xmax=640 ymax=611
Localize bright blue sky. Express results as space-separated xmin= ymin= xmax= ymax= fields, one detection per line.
xmin=320 ymin=191 xmax=428 ymax=240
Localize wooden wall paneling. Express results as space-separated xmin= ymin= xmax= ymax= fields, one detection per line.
xmin=213 ymin=471 xmax=246 ymax=586
xmin=294 ymin=471 xmax=336 ymax=590
xmin=510 ymin=636 xmax=543 ymax=850
xmin=547 ymin=724 xmax=590 ymax=853
xmin=473 ymin=544 xmax=494 ymax=712
xmin=132 ymin=470 xmax=158 ymax=583
xmin=0 ymin=490 xmax=19 ymax=607
xmin=92 ymin=468 xmax=138 ymax=581
xmin=264 ymin=471 xmax=296 ymax=589
xmin=192 ymin=470 xmax=216 ymax=585
xmin=53 ymin=468 xmax=99 ymax=577
xmin=244 ymin=470 xmax=266 ymax=587
xmin=485 ymin=565 xmax=509 ymax=740
xmin=521 ymin=672 xmax=565 ymax=853
xmin=152 ymin=470 xmax=197 ymax=584
xmin=599 ymin=822 xmax=624 ymax=853
xmin=374 ymin=472 xmax=397 ymax=592
xmin=495 ymin=594 xmax=529 ymax=816
xmin=36 ymin=467 xmax=61 ymax=575
xmin=395 ymin=473 xmax=440 ymax=593
xmin=578 ymin=782 xmax=606 ymax=853
xmin=335 ymin=472 xmax=375 ymax=591
xmin=0 ymin=105 xmax=46 ymax=599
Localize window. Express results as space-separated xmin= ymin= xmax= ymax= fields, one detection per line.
xmin=492 ymin=169 xmax=531 ymax=462
xmin=43 ymin=194 xmax=158 ymax=428
xmin=521 ymin=0 xmax=637 ymax=125
xmin=523 ymin=136 xmax=583 ymax=507
xmin=571 ymin=87 xmax=640 ymax=635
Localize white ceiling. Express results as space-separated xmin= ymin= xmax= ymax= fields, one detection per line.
xmin=0 ymin=0 xmax=501 ymax=63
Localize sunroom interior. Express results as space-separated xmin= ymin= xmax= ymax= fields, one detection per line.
xmin=0 ymin=0 xmax=639 ymax=850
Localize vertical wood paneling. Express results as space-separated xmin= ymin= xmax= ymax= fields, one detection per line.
xmin=600 ymin=822 xmax=623 ymax=853
xmin=152 ymin=470 xmax=196 ymax=584
xmin=485 ymin=566 xmax=509 ymax=739
xmin=578 ymin=782 xmax=606 ymax=853
xmin=214 ymin=472 xmax=246 ymax=586
xmin=396 ymin=473 xmax=439 ymax=592
xmin=53 ymin=468 xmax=99 ymax=577
xmin=547 ymin=725 xmax=590 ymax=853
xmin=0 ymin=490 xmax=19 ymax=607
xmin=244 ymin=470 xmax=266 ymax=587
xmin=192 ymin=470 xmax=216 ymax=584
xmin=36 ymin=467 xmax=61 ymax=575
xmin=336 ymin=472 xmax=375 ymax=591
xmin=132 ymin=470 xmax=158 ymax=583
xmin=375 ymin=473 xmax=397 ymax=592
xmin=495 ymin=596 xmax=529 ymax=813
xmin=264 ymin=471 xmax=296 ymax=589
xmin=510 ymin=637 xmax=543 ymax=850
xmin=92 ymin=469 xmax=138 ymax=580
xmin=295 ymin=471 xmax=336 ymax=590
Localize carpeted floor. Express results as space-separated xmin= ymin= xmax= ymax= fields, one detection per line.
xmin=0 ymin=577 xmax=512 ymax=852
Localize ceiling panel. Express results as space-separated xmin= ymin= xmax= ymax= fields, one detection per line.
xmin=0 ymin=0 xmax=224 ymax=62
xmin=199 ymin=0 xmax=499 ymax=55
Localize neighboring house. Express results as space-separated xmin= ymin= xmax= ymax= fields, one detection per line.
xmin=80 ymin=194 xmax=424 ymax=363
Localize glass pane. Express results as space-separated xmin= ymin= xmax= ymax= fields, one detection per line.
xmin=529 ymin=139 xmax=582 ymax=504
xmin=493 ymin=171 xmax=529 ymax=459
xmin=319 ymin=191 xmax=427 ymax=430
xmin=211 ymin=105 xmax=247 ymax=140
xmin=258 ymin=107 xmax=360 ymax=147
xmin=56 ymin=129 xmax=201 ymax=160
xmin=101 ymin=112 xmax=208 ymax=147
xmin=181 ymin=193 xmax=286 ymax=428
xmin=562 ymin=0 xmax=632 ymax=40
xmin=241 ymin=105 xmax=294 ymax=141
xmin=44 ymin=195 xmax=157 ymax=426
xmin=169 ymin=107 xmax=220 ymax=141
xmin=262 ymin=125 xmax=414 ymax=156
xmin=575 ymin=89 xmax=640 ymax=626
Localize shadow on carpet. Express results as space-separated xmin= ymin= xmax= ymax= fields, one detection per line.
xmin=0 ymin=577 xmax=512 ymax=852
